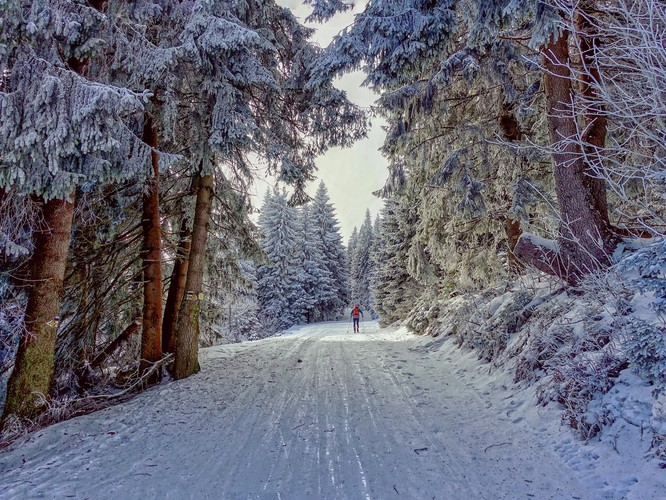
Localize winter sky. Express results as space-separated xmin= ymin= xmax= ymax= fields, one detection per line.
xmin=260 ymin=0 xmax=388 ymax=241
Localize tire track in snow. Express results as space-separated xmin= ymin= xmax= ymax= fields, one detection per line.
xmin=0 ymin=322 xmax=589 ymax=499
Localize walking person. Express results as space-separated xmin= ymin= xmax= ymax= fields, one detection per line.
xmin=350 ymin=303 xmax=364 ymax=333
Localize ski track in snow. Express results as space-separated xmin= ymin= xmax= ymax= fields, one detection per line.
xmin=0 ymin=321 xmax=662 ymax=499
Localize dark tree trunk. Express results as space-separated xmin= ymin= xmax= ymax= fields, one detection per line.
xmin=1 ymin=196 xmax=74 ymax=423
xmin=514 ymin=32 xmax=616 ymax=285
xmin=140 ymin=116 xmax=163 ymax=377
xmin=173 ymin=173 xmax=214 ymax=380
xmin=162 ymin=216 xmax=191 ymax=354
xmin=498 ymin=103 xmax=524 ymax=273
xmin=505 ymin=216 xmax=523 ymax=272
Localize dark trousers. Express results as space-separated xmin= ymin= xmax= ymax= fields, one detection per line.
xmin=353 ymin=317 xmax=360 ymax=332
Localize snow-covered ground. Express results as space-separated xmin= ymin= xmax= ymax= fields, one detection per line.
xmin=0 ymin=321 xmax=663 ymax=499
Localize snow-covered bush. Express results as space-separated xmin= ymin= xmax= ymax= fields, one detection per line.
xmin=213 ymin=295 xmax=264 ymax=344
xmin=403 ymin=273 xmax=632 ymax=439
xmin=624 ymin=319 xmax=666 ymax=388
xmin=537 ymin=352 xmax=626 ymax=439
xmin=618 ymin=240 xmax=666 ymax=389
xmin=0 ymin=280 xmax=24 ymax=410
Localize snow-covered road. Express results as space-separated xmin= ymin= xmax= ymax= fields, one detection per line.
xmin=0 ymin=322 xmax=643 ymax=499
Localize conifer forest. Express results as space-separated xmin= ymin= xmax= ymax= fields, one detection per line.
xmin=1 ymin=0 xmax=665 ymax=498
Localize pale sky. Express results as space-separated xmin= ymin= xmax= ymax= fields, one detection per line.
xmin=254 ymin=0 xmax=388 ymax=241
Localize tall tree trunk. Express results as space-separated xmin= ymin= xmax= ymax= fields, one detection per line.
xmin=162 ymin=216 xmax=191 ymax=354
xmin=514 ymin=32 xmax=616 ymax=285
xmin=576 ymin=6 xmax=610 ymax=221
xmin=140 ymin=115 xmax=163 ymax=377
xmin=1 ymin=196 xmax=74 ymax=423
xmin=173 ymin=173 xmax=214 ymax=380
xmin=498 ymin=104 xmax=524 ymax=273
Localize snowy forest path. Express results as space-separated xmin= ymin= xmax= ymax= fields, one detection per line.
xmin=0 ymin=322 xmax=589 ymax=499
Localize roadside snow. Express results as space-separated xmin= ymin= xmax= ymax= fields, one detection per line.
xmin=0 ymin=321 xmax=662 ymax=499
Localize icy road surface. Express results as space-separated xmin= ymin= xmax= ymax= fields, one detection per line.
xmin=0 ymin=322 xmax=653 ymax=499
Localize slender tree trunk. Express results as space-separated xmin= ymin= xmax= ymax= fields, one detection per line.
xmin=514 ymin=32 xmax=616 ymax=285
xmin=162 ymin=216 xmax=191 ymax=354
xmin=505 ymin=216 xmax=523 ymax=272
xmin=140 ymin=116 xmax=163 ymax=377
xmin=498 ymin=104 xmax=524 ymax=272
xmin=173 ymin=173 xmax=214 ymax=380
xmin=1 ymin=196 xmax=74 ymax=423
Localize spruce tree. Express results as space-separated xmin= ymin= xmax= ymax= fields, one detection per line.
xmin=350 ymin=210 xmax=376 ymax=316
xmin=0 ymin=0 xmax=151 ymax=423
xmin=256 ymin=190 xmax=303 ymax=331
xmin=295 ymin=204 xmax=334 ymax=323
xmin=372 ymin=198 xmax=422 ymax=325
xmin=311 ymin=182 xmax=349 ymax=320
xmin=306 ymin=0 xmax=619 ymax=284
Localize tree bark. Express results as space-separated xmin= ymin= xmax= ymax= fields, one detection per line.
xmin=162 ymin=216 xmax=191 ymax=354
xmin=173 ymin=173 xmax=214 ymax=380
xmin=576 ymin=7 xmax=610 ymax=222
xmin=505 ymin=216 xmax=523 ymax=272
xmin=498 ymin=103 xmax=524 ymax=273
xmin=140 ymin=116 xmax=163 ymax=378
xmin=1 ymin=196 xmax=74 ymax=423
xmin=514 ymin=32 xmax=616 ymax=285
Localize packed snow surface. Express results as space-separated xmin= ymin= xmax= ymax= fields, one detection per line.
xmin=0 ymin=321 xmax=663 ymax=499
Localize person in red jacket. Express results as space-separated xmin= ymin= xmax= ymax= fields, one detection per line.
xmin=350 ymin=304 xmax=364 ymax=333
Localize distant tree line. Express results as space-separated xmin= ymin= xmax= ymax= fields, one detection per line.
xmin=255 ymin=182 xmax=349 ymax=332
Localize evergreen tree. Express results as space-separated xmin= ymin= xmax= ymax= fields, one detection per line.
xmin=347 ymin=226 xmax=358 ymax=306
xmin=372 ymin=198 xmax=423 ymax=325
xmin=256 ymin=190 xmax=302 ymax=331
xmin=306 ymin=0 xmax=620 ymax=285
xmin=350 ymin=210 xmax=376 ymax=316
xmin=208 ymin=256 xmax=263 ymax=344
xmin=0 ymin=0 xmax=151 ymax=423
xmin=294 ymin=204 xmax=334 ymax=323
xmin=311 ymin=182 xmax=349 ymax=319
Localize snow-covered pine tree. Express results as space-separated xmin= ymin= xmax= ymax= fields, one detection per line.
xmin=347 ymin=226 xmax=358 ymax=305
xmin=0 ymin=0 xmax=152 ymax=423
xmin=347 ymin=225 xmax=358 ymax=260
xmin=306 ymin=0 xmax=620 ymax=285
xmin=163 ymin=0 xmax=367 ymax=378
xmin=201 ymin=191 xmax=262 ymax=346
xmin=213 ymin=258 xmax=263 ymax=343
xmin=311 ymin=182 xmax=349 ymax=320
xmin=372 ymin=197 xmax=423 ymax=325
xmin=350 ymin=210 xmax=376 ymax=316
xmin=256 ymin=190 xmax=303 ymax=331
xmin=294 ymin=204 xmax=335 ymax=323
